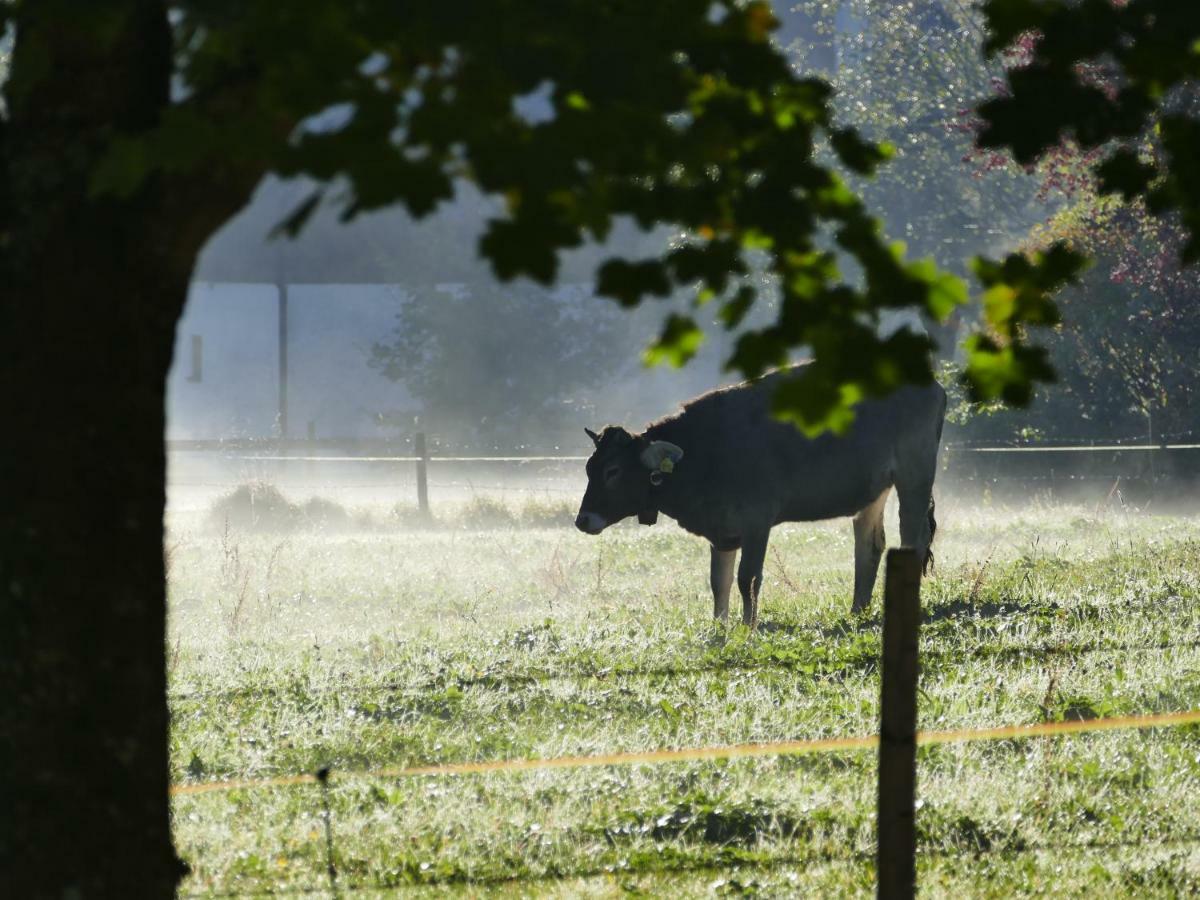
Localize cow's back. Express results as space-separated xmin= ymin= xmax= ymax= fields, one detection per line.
xmin=647 ymin=367 xmax=945 ymax=530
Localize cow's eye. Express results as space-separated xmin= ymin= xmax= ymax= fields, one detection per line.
xmin=604 ymin=465 xmax=620 ymax=483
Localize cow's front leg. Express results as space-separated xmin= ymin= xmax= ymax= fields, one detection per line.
xmin=710 ymin=545 xmax=736 ymax=621
xmin=737 ymin=530 xmax=770 ymax=628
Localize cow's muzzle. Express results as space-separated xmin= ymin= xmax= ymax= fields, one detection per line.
xmin=575 ymin=511 xmax=607 ymax=535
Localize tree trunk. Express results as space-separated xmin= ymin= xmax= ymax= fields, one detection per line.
xmin=0 ymin=3 xmax=192 ymax=895
xmin=0 ymin=291 xmax=186 ymax=899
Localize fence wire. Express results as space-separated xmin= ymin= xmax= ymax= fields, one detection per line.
xmin=167 ymin=638 xmax=1200 ymax=705
xmin=170 ymin=708 xmax=1200 ymax=895
xmin=171 ymin=708 xmax=1200 ymax=797
xmin=231 ymin=455 xmax=589 ymax=463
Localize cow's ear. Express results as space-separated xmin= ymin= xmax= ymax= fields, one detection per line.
xmin=585 ymin=427 xmax=600 ymax=447
xmin=640 ymin=441 xmax=684 ymax=473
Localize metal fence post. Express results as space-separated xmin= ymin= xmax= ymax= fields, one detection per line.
xmin=415 ymin=432 xmax=430 ymax=516
xmin=277 ymin=281 xmax=289 ymax=439
xmin=878 ymin=547 xmax=921 ymax=900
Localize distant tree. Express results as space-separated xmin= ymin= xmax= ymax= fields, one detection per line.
xmin=785 ymin=0 xmax=1062 ymax=363
xmin=788 ymin=1 xmax=1051 ymax=275
xmin=977 ymin=1 xmax=1200 ymax=259
xmin=955 ymin=192 xmax=1200 ymax=442
xmin=369 ymin=283 xmax=631 ymax=450
xmin=945 ymin=1 xmax=1200 ymax=440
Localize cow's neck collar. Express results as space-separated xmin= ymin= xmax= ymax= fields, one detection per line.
xmin=638 ymin=502 xmax=659 ymax=526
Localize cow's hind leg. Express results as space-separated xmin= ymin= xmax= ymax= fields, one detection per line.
xmin=897 ymin=481 xmax=936 ymax=576
xmin=737 ymin=530 xmax=770 ymax=628
xmin=852 ymin=489 xmax=890 ymax=614
xmin=895 ymin=391 xmax=944 ymax=575
xmin=710 ymin=545 xmax=736 ymax=621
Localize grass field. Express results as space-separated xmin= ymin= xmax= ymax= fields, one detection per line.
xmin=167 ymin=490 xmax=1200 ymax=897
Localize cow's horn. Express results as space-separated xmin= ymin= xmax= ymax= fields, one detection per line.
xmin=584 ymin=427 xmax=600 ymax=446
xmin=641 ymin=441 xmax=683 ymax=473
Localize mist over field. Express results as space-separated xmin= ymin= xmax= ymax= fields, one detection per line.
xmin=165 ymin=478 xmax=1200 ymax=895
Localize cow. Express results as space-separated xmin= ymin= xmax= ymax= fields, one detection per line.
xmin=574 ymin=366 xmax=946 ymax=626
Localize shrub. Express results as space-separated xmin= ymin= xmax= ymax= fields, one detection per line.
xmin=392 ymin=503 xmax=433 ymax=530
xmin=516 ymin=498 xmax=575 ymax=529
xmin=456 ymin=496 xmax=517 ymax=529
xmin=208 ymin=482 xmax=301 ymax=533
xmin=301 ymin=496 xmax=352 ymax=530
xmin=209 ymin=484 xmax=358 ymax=533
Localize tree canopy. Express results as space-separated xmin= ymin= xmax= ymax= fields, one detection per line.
xmin=2 ymin=3 xmax=1196 ymax=429
xmin=1 ymin=0 xmax=1093 ymax=434
xmin=979 ymin=0 xmax=1200 ymax=264
xmin=789 ymin=1 xmax=1049 ymax=277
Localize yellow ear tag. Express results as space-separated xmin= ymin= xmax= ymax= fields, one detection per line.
xmin=659 ymin=458 xmax=674 ymax=474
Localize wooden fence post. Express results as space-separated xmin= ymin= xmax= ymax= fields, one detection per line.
xmin=877 ymin=547 xmax=921 ymax=900
xmin=415 ymin=432 xmax=430 ymax=516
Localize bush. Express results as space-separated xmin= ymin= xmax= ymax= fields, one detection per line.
xmin=210 ymin=484 xmax=358 ymax=533
xmin=301 ymin=496 xmax=352 ymax=529
xmin=516 ymin=498 xmax=575 ymax=529
xmin=386 ymin=496 xmax=578 ymax=530
xmin=392 ymin=503 xmax=433 ymax=530
xmin=209 ymin=482 xmax=301 ymax=533
xmin=456 ymin=496 xmax=517 ymax=529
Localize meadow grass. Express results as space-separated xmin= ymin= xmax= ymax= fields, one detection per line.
xmin=168 ymin=492 xmax=1200 ymax=897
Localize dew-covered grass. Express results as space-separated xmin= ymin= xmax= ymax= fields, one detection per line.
xmin=169 ymin=491 xmax=1200 ymax=897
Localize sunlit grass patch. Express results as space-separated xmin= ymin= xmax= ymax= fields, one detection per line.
xmin=169 ymin=504 xmax=1200 ymax=895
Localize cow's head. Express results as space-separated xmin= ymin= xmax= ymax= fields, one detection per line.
xmin=575 ymin=426 xmax=684 ymax=534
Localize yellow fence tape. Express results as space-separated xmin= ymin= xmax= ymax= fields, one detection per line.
xmin=170 ymin=708 xmax=1200 ymax=797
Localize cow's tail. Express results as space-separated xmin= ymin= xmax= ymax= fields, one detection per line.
xmin=924 ymin=496 xmax=937 ymax=575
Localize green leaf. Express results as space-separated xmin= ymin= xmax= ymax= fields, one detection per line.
xmin=905 ymin=261 xmax=968 ymax=321
xmin=668 ymin=240 xmax=744 ymax=294
xmin=770 ymin=371 xmax=862 ymax=436
xmin=727 ymin=330 xmax=788 ymax=380
xmin=597 ymin=259 xmax=672 ymax=308
xmin=971 ymin=244 xmax=1085 ymax=335
xmin=644 ymin=314 xmax=705 ymax=368
xmin=563 ymin=91 xmax=590 ymax=111
xmin=830 ymin=128 xmax=893 ymax=175
xmin=719 ymin=287 xmax=756 ymax=329
xmin=479 ymin=218 xmax=562 ymax=284
xmin=962 ymin=336 xmax=1056 ymax=406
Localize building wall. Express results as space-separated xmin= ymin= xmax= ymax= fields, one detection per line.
xmin=166 ymin=280 xmax=742 ymax=446
xmin=167 ymin=282 xmax=411 ymax=440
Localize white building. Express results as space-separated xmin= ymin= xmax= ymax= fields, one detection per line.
xmin=167 ymin=282 xmax=411 ymax=440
